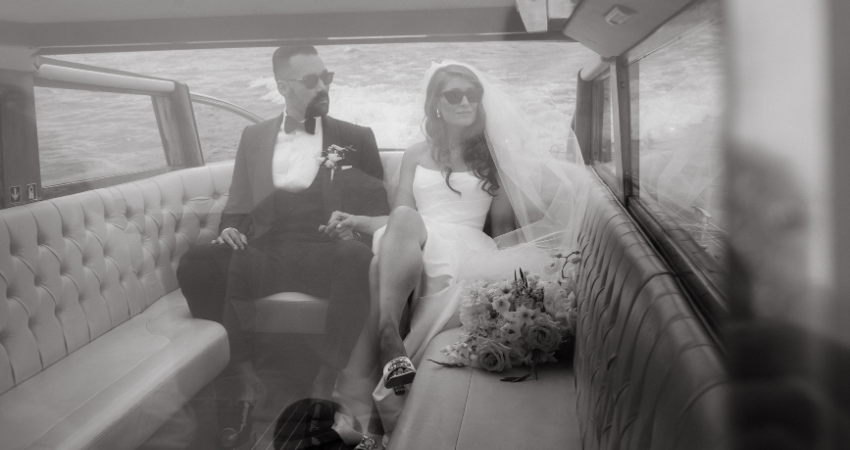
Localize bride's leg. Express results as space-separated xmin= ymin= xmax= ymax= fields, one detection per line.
xmin=376 ymin=206 xmax=427 ymax=365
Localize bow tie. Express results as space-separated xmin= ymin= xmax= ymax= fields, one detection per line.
xmin=284 ymin=115 xmax=316 ymax=135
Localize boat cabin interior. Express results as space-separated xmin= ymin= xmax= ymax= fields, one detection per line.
xmin=1 ymin=0 xmax=849 ymax=449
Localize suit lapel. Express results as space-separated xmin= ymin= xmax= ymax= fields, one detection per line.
xmin=320 ymin=116 xmax=342 ymax=218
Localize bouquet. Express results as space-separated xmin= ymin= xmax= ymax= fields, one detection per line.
xmin=434 ymin=252 xmax=580 ymax=377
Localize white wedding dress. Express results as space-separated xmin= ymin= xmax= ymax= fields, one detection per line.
xmin=374 ymin=166 xmax=495 ymax=367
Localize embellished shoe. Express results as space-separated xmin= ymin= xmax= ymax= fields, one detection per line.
xmin=354 ymin=433 xmax=382 ymax=450
xmin=384 ymin=356 xmax=416 ymax=396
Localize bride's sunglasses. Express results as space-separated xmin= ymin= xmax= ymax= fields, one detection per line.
xmin=285 ymin=71 xmax=334 ymax=89
xmin=442 ymin=88 xmax=484 ymax=105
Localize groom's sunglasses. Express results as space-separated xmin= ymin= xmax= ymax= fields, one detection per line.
xmin=285 ymin=71 xmax=334 ymax=89
xmin=442 ymin=88 xmax=484 ymax=105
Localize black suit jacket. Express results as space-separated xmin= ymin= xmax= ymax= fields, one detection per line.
xmin=220 ymin=114 xmax=389 ymax=244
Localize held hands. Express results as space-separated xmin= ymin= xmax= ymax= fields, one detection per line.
xmin=319 ymin=211 xmax=360 ymax=241
xmin=213 ymin=227 xmax=248 ymax=250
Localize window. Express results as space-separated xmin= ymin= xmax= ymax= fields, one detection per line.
xmin=192 ymin=102 xmax=256 ymax=164
xmin=632 ymin=19 xmax=725 ymax=263
xmin=34 ymin=87 xmax=166 ymax=186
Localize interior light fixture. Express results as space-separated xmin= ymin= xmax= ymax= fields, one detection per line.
xmin=605 ymin=6 xmax=638 ymax=26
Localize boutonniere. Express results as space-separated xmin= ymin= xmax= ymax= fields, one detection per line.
xmin=318 ymin=144 xmax=356 ymax=181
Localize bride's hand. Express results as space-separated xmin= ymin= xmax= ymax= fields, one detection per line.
xmin=319 ymin=211 xmax=360 ymax=241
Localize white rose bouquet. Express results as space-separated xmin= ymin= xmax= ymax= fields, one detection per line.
xmin=433 ymin=252 xmax=580 ymax=378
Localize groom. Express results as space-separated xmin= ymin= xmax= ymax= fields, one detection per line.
xmin=178 ymin=46 xmax=388 ymax=398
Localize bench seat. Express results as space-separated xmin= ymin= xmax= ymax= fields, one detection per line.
xmin=391 ymin=328 xmax=581 ymax=450
xmin=0 ymin=291 xmax=227 ymax=450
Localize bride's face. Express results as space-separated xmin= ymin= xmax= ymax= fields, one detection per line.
xmin=438 ymin=77 xmax=480 ymax=129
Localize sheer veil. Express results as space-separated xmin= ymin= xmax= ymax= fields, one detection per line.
xmin=419 ymin=60 xmax=590 ymax=258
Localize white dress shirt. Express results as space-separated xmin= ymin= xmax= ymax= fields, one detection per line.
xmin=272 ymin=116 xmax=324 ymax=192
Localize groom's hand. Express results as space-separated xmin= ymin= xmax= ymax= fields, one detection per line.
xmin=319 ymin=211 xmax=359 ymax=241
xmin=213 ymin=227 xmax=248 ymax=250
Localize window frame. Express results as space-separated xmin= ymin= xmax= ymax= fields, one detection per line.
xmin=587 ymin=0 xmax=728 ymax=329
xmin=32 ymin=57 xmax=204 ymax=200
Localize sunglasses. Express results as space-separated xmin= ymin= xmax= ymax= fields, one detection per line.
xmin=285 ymin=71 xmax=334 ymax=89
xmin=442 ymin=88 xmax=484 ymax=105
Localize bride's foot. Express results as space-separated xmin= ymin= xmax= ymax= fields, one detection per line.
xmin=354 ymin=433 xmax=383 ymax=450
xmin=384 ymin=356 xmax=416 ymax=396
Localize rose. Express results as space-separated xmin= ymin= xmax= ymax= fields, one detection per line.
xmin=526 ymin=322 xmax=562 ymax=353
xmin=476 ymin=340 xmax=511 ymax=372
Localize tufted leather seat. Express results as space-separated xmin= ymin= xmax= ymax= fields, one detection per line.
xmin=573 ymin=179 xmax=728 ymax=450
xmin=0 ymin=163 xmax=237 ymax=450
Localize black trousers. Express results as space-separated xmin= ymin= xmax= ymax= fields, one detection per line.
xmin=177 ymin=236 xmax=373 ymax=371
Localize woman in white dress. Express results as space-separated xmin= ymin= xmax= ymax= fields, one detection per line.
xmin=326 ymin=61 xmax=588 ymax=449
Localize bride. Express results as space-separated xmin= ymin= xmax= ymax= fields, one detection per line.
xmin=321 ymin=61 xmax=587 ymax=449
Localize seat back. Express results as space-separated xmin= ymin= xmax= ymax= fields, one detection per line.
xmin=573 ymin=179 xmax=728 ymax=450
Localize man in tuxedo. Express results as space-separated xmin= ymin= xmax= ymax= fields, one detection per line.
xmin=177 ymin=46 xmax=388 ymax=406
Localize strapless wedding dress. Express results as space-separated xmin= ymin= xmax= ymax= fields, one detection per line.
xmin=373 ymin=166 xmax=496 ymax=365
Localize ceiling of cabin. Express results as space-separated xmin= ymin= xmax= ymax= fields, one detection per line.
xmin=0 ymin=0 xmax=570 ymax=54
xmin=0 ymin=0 xmax=515 ymax=23
xmin=0 ymin=0 xmax=702 ymax=60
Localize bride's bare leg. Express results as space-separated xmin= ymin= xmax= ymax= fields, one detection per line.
xmin=376 ymin=206 xmax=427 ymax=366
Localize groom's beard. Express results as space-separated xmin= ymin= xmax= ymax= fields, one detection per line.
xmin=305 ymin=91 xmax=330 ymax=118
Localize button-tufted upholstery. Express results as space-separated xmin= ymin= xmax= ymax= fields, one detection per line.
xmin=0 ymin=162 xmax=236 ymax=450
xmin=573 ymin=178 xmax=728 ymax=450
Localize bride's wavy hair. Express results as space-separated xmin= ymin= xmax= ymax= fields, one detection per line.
xmin=423 ymin=65 xmax=498 ymax=196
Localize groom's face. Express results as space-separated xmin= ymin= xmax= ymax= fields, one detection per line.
xmin=277 ymin=54 xmax=330 ymax=119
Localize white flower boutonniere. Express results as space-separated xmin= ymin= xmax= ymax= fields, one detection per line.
xmin=318 ymin=144 xmax=356 ymax=181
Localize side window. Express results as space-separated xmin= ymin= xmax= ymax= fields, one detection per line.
xmin=35 ymin=87 xmax=166 ymax=186
xmin=632 ymin=20 xmax=725 ymax=263
xmin=191 ymin=102 xmax=256 ymax=164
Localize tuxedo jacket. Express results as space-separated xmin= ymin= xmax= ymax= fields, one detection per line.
xmin=220 ymin=114 xmax=390 ymax=242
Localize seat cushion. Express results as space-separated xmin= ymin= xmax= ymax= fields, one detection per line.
xmin=0 ymin=291 xmax=229 ymax=450
xmin=390 ymin=328 xmax=581 ymax=450
xmin=251 ymin=292 xmax=328 ymax=334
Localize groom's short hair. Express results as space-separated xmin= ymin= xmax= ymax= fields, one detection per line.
xmin=273 ymin=45 xmax=319 ymax=79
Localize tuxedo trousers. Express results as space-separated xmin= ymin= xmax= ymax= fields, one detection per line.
xmin=236 ymin=234 xmax=373 ymax=371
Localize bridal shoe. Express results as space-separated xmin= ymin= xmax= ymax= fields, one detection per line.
xmin=384 ymin=356 xmax=416 ymax=396
xmin=354 ymin=433 xmax=383 ymax=450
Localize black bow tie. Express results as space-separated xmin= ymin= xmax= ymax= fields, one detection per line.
xmin=284 ymin=115 xmax=316 ymax=134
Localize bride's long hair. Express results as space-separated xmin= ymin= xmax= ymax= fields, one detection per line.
xmin=423 ymin=65 xmax=499 ymax=196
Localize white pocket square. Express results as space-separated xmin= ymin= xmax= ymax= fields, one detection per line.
xmin=341 ymin=165 xmax=353 ymax=170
